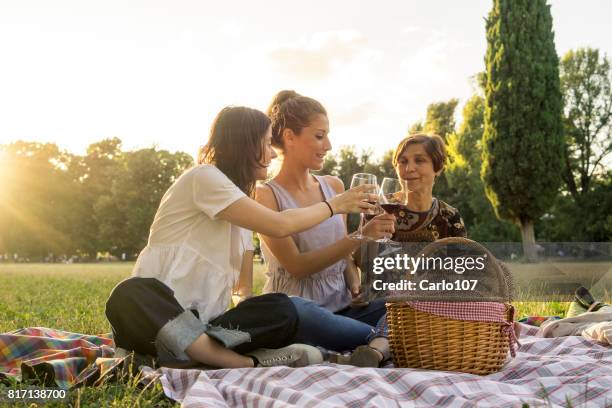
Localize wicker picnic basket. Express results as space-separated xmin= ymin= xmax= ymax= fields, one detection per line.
xmin=386 ymin=237 xmax=515 ymax=375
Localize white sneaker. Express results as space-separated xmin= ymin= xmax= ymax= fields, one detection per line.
xmin=247 ymin=344 xmax=323 ymax=367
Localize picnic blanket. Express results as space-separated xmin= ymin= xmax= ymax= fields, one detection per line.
xmin=153 ymin=324 xmax=612 ymax=408
xmin=2 ymin=325 xmax=611 ymax=407
xmin=0 ymin=327 xmax=117 ymax=389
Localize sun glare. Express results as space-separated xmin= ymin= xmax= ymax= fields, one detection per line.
xmin=0 ymin=150 xmax=13 ymax=205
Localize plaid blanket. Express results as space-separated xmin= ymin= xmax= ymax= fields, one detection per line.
xmin=0 ymin=327 xmax=117 ymax=389
xmin=2 ymin=325 xmax=611 ymax=406
xmin=154 ymin=324 xmax=612 ymax=408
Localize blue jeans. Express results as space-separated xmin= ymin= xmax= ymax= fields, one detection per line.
xmin=336 ymin=298 xmax=387 ymax=327
xmin=290 ymin=297 xmax=386 ymax=352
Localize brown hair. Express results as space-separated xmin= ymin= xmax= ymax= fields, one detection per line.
xmin=392 ymin=133 xmax=447 ymax=172
xmin=198 ymin=106 xmax=270 ymax=197
xmin=266 ymin=90 xmax=327 ymax=149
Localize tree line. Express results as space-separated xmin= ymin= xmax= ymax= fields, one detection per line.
xmin=0 ymin=38 xmax=610 ymax=261
xmin=0 ymin=139 xmax=193 ymax=260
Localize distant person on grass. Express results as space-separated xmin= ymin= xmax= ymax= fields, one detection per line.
xmin=255 ymin=90 xmax=394 ymax=352
xmin=105 ymin=106 xmax=378 ymax=369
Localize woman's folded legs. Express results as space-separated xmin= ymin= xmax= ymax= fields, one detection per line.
xmin=289 ymin=296 xmax=376 ymax=352
xmin=335 ymin=298 xmax=387 ymax=327
xmin=105 ymin=277 xmax=318 ymax=368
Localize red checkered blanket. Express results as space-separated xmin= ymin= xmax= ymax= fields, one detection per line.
xmin=154 ymin=324 xmax=612 ymax=408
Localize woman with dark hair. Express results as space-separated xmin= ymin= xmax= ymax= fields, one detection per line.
xmin=255 ymin=91 xmax=395 ymax=352
xmin=105 ymin=106 xmax=378 ymax=369
xmin=345 ymin=133 xmax=468 ymax=367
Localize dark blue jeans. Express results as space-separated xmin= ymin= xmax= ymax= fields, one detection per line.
xmin=290 ymin=297 xmax=386 ymax=352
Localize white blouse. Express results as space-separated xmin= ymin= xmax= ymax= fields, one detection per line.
xmin=132 ymin=164 xmax=254 ymax=323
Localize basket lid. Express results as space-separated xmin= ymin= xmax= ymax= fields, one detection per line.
xmin=382 ymin=237 xmax=514 ymax=303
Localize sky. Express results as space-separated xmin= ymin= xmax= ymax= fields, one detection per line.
xmin=1 ymin=0 xmax=611 ymax=159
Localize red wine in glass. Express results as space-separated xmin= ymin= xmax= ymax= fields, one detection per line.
xmin=381 ymin=203 xmax=402 ymax=214
xmin=377 ymin=178 xmax=404 ymax=243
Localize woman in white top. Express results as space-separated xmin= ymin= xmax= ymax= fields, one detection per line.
xmin=105 ymin=106 xmax=377 ymax=369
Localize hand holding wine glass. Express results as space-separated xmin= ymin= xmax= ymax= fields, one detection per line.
xmin=377 ymin=177 xmax=405 ymax=243
xmin=349 ymin=173 xmax=378 ymax=240
xmin=327 ymin=183 xmax=379 ymax=214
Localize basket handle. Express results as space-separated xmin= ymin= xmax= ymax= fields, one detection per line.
xmin=416 ymin=237 xmax=513 ymax=302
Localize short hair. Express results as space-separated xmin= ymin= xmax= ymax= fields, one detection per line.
xmin=266 ymin=90 xmax=327 ymax=149
xmin=392 ymin=133 xmax=447 ymax=172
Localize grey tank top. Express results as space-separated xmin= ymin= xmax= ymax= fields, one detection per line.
xmin=261 ymin=175 xmax=351 ymax=312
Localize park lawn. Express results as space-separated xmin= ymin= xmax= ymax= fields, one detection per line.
xmin=0 ymin=262 xmax=586 ymax=407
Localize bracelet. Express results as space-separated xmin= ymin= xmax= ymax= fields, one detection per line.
xmin=323 ymin=200 xmax=334 ymax=217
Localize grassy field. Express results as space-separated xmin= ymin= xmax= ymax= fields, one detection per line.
xmin=0 ymin=262 xmax=599 ymax=407
xmin=0 ymin=262 xmax=269 ymax=408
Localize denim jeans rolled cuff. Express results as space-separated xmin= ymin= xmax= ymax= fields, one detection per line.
xmin=366 ymin=330 xmax=385 ymax=343
xmin=155 ymin=310 xmax=251 ymax=360
xmin=368 ymin=314 xmax=389 ymax=342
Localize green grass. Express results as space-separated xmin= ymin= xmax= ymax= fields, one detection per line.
xmin=0 ymin=262 xmax=590 ymax=407
xmin=0 ymin=263 xmax=267 ymax=334
xmin=0 ymin=262 xmax=268 ymax=408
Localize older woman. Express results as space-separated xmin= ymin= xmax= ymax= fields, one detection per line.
xmin=346 ymin=133 xmax=467 ymax=367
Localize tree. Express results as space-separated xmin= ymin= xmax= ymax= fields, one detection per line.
xmin=0 ymin=142 xmax=77 ymax=259
xmin=73 ymin=138 xmax=124 ymax=257
xmin=537 ymin=172 xmax=612 ymax=242
xmin=317 ymin=154 xmax=339 ymax=178
xmin=95 ymin=148 xmax=193 ymax=257
xmin=378 ymin=150 xmax=395 ymax=179
xmin=408 ymin=121 xmax=424 ymax=133
xmin=446 ymin=95 xmax=520 ymax=241
xmin=335 ymin=146 xmax=365 ymax=188
xmin=482 ymin=0 xmax=564 ymax=259
xmin=424 ymin=99 xmax=459 ymax=139
xmin=560 ymin=48 xmax=612 ymax=200
xmin=422 ymin=99 xmax=459 ymax=202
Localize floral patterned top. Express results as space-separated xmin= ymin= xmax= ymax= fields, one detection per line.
xmin=391 ymin=198 xmax=467 ymax=242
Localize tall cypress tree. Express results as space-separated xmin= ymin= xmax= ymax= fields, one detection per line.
xmin=482 ymin=0 xmax=564 ymax=260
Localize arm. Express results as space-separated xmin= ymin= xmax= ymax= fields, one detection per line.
xmin=343 ymin=254 xmax=361 ymax=297
xmin=327 ymin=176 xmax=363 ymax=297
xmin=217 ymin=185 xmax=376 ymax=238
xmin=232 ymin=250 xmax=253 ymax=305
xmin=254 ymin=179 xmax=362 ymax=279
xmin=254 ymin=177 xmax=397 ymax=279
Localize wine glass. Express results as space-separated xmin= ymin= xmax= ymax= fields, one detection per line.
xmin=377 ymin=177 xmax=405 ymax=243
xmin=349 ymin=173 xmax=378 ymax=240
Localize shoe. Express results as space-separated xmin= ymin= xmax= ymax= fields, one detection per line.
xmin=247 ymin=344 xmax=323 ymax=367
xmin=566 ymin=300 xmax=589 ymax=318
xmin=328 ymin=352 xmax=351 ymax=365
xmin=348 ymin=345 xmax=384 ymax=367
xmin=113 ymin=347 xmax=157 ymax=377
xmin=575 ymin=286 xmax=596 ymax=309
xmin=567 ymin=287 xmax=607 ymax=317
